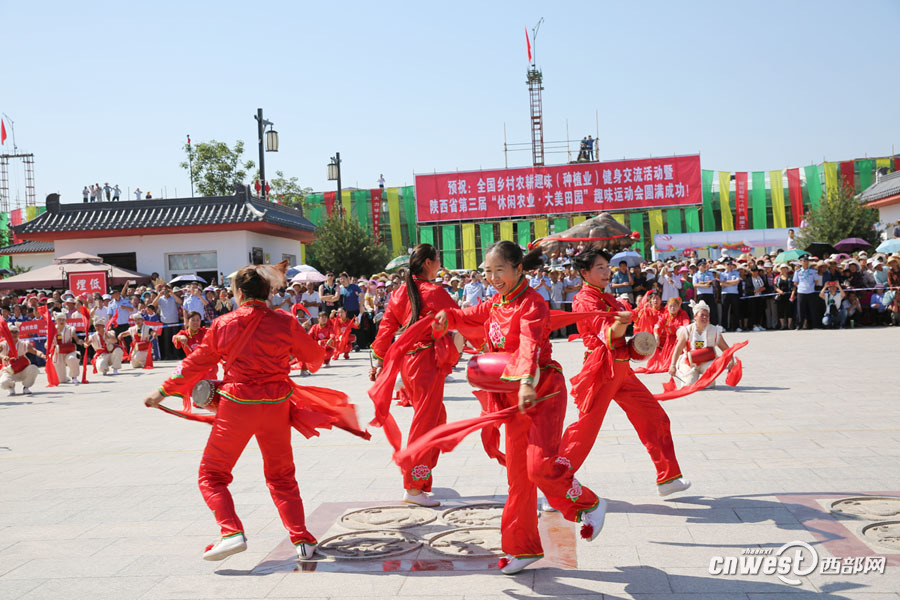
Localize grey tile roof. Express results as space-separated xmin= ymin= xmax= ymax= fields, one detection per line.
xmin=14 ymin=193 xmax=315 ymax=236
xmin=861 ymin=170 xmax=900 ymax=204
xmin=0 ymin=240 xmax=54 ymax=254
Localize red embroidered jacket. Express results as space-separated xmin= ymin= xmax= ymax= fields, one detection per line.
xmin=573 ymin=282 xmax=630 ymax=362
xmin=443 ymin=276 xmax=551 ymax=381
xmin=161 ymin=300 xmax=323 ymax=404
xmin=173 ymin=326 xmax=208 ymax=354
xmin=371 ymin=279 xmax=459 ymax=362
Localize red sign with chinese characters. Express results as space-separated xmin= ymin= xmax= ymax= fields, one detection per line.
xmin=415 ymin=155 xmax=701 ymax=223
xmin=734 ymin=171 xmax=749 ymax=230
xmin=67 ymin=271 xmax=108 ymax=297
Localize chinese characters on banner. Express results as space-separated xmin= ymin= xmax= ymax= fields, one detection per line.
xmin=18 ymin=318 xmax=163 ymax=339
xmin=371 ymin=190 xmax=382 ymax=242
xmin=734 ymin=172 xmax=749 ymax=230
xmin=415 ymin=155 xmax=702 ymax=223
xmin=67 ymin=271 xmax=108 ymax=297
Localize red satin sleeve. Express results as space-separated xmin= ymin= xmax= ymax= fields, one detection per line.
xmin=500 ymin=294 xmax=546 ymax=382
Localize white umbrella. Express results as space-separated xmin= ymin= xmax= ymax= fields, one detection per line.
xmin=609 ymin=250 xmax=643 ymax=268
xmin=286 ymin=264 xmax=322 ymax=278
xmin=290 ymin=271 xmax=327 ymax=284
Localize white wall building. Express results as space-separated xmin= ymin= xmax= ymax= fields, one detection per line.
xmin=14 ymin=188 xmax=316 ymax=284
xmin=0 ymin=241 xmax=55 ymax=272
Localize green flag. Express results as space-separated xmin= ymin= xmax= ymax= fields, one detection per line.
xmin=701 ymin=169 xmax=716 ymax=231
xmin=402 ymin=186 xmax=417 ymax=246
xmin=751 ymin=171 xmax=767 ymax=229
xmin=684 ymin=207 xmax=701 ymax=233
xmin=516 ymin=221 xmax=531 ymax=249
xmin=553 ymin=218 xmax=568 ymax=235
xmin=0 ymin=213 xmax=9 ymax=269
xmin=479 ymin=223 xmax=494 ymax=263
xmin=441 ymin=225 xmax=457 ymax=269
xmin=629 ymin=212 xmax=645 ymax=257
xmin=352 ymin=190 xmax=370 ymax=232
xmin=666 ymin=209 xmax=682 ymax=234
xmin=420 ymin=225 xmax=433 ymax=245
xmin=857 ymin=159 xmax=875 ymax=192
xmin=804 ymin=165 xmax=823 ymax=210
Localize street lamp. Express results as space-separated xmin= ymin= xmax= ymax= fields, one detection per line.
xmin=327 ymin=152 xmax=342 ymax=216
xmin=254 ymin=108 xmax=278 ymax=200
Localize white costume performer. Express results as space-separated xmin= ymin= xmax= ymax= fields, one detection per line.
xmin=0 ymin=335 xmax=41 ymax=395
xmin=89 ymin=320 xmax=123 ymax=375
xmin=126 ymin=321 xmax=154 ymax=368
xmin=52 ymin=314 xmax=81 ymax=384
xmin=674 ymin=321 xmax=724 ymax=385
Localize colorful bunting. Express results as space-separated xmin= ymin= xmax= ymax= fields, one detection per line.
xmin=786 ymin=168 xmax=803 ymax=226
xmin=839 ymin=161 xmax=855 ymax=192
xmin=824 ymin=162 xmax=838 ymax=198
xmin=441 ymin=225 xmax=457 ymax=269
xmin=387 ymin=188 xmax=402 ymax=256
xmin=804 ymin=164 xmax=823 ymax=210
xmin=769 ymin=170 xmax=787 ymax=229
xmin=701 ymin=169 xmax=716 ymax=232
xmin=751 ymin=172 xmax=767 ymax=230
xmin=718 ymin=172 xmax=733 ymax=231
xmin=462 ymin=223 xmax=476 ymax=270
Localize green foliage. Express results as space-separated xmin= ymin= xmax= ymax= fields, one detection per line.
xmin=308 ymin=214 xmax=392 ymax=277
xmin=263 ymin=170 xmax=312 ymax=207
xmin=797 ymin=184 xmax=880 ymax=248
xmin=11 ymin=265 xmax=31 ymax=274
xmin=180 ymin=140 xmax=255 ymax=197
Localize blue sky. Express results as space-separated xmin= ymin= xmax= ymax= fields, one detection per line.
xmin=2 ymin=0 xmax=898 ymax=204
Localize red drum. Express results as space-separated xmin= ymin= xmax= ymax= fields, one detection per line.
xmin=9 ymin=356 xmax=30 ymax=374
xmin=135 ymin=341 xmax=151 ymax=352
xmin=466 ymin=352 xmax=540 ymax=393
xmin=689 ymin=347 xmax=716 ymax=365
xmin=191 ymin=379 xmax=222 ymax=409
xmin=628 ymin=331 xmax=657 ymax=362
xmin=58 ymin=343 xmax=76 ymax=354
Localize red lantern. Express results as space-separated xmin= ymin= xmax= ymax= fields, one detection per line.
xmin=740 ymin=245 xmax=752 ymax=253
xmin=682 ymin=248 xmax=693 ymax=257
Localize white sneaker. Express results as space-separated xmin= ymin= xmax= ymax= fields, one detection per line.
xmin=6 ymin=389 xmax=15 ymax=397
xmin=403 ymin=491 xmax=440 ymax=507
xmin=579 ymin=498 xmax=607 ymax=541
xmin=498 ymin=554 xmax=543 ymax=575
xmin=736 ymin=328 xmax=743 ymax=332
xmin=202 ymin=533 xmax=247 ymax=561
xmin=22 ymin=387 xmax=31 ymax=395
xmin=658 ymin=477 xmax=692 ymax=497
xmin=296 ymin=542 xmax=317 ymax=560
xmin=113 ymin=369 xmax=119 ymax=375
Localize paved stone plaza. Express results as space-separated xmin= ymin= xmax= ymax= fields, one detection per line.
xmin=1 ymin=327 xmax=898 ymax=599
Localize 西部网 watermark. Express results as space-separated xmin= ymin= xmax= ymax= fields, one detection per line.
xmin=709 ymin=541 xmax=886 ymax=585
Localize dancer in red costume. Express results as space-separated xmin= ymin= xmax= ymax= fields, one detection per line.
xmin=634 ymin=290 xmax=662 ymax=334
xmin=637 ymin=297 xmax=690 ymax=374
xmin=561 ymin=247 xmax=690 ymax=501
xmin=431 ymin=241 xmax=607 ymax=575
xmin=331 ymin=308 xmax=358 ymax=360
xmin=369 ymin=243 xmax=461 ymax=507
xmin=143 ymin=264 xmax=333 ymax=562
xmin=308 ymin=312 xmax=336 ymax=368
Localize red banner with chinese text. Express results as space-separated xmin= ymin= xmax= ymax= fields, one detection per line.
xmin=370 ymin=189 xmax=382 ymax=243
xmin=414 ymin=155 xmax=701 ymax=223
xmin=734 ymin=172 xmax=749 ymax=230
xmin=67 ymin=271 xmax=108 ymax=297
xmin=786 ymin=168 xmax=803 ymax=227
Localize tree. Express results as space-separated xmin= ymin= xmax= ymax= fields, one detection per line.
xmin=257 ymin=170 xmax=312 ymax=207
xmin=308 ymin=214 xmax=392 ymax=276
xmin=180 ymin=140 xmax=255 ymax=197
xmin=797 ymin=184 xmax=880 ymax=248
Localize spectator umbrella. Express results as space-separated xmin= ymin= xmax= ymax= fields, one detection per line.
xmin=804 ymin=242 xmax=836 ymax=258
xmin=774 ymin=249 xmax=809 ymax=264
xmin=169 ymin=274 xmax=207 ymax=285
xmin=385 ymin=255 xmax=410 ymax=271
xmin=875 ymin=238 xmax=900 ymax=253
xmin=290 ymin=271 xmax=327 ymax=284
xmin=286 ymin=264 xmax=322 ymax=279
xmin=609 ymin=250 xmax=643 ymax=268
xmin=833 ymin=238 xmax=872 ymax=253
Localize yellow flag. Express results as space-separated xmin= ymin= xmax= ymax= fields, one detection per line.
xmin=462 ymin=223 xmax=477 ymax=270
xmin=612 ymin=213 xmax=625 ymax=226
xmin=299 ymin=243 xmax=306 ymax=263
xmin=648 ymin=210 xmax=665 ymax=245
xmin=876 ymin=158 xmax=891 ymax=171
xmin=718 ymin=171 xmax=733 ymax=231
xmin=572 ymin=215 xmax=587 ymax=226
xmin=341 ymin=190 xmax=352 ymax=220
xmin=769 ymin=170 xmax=787 ymax=229
xmin=533 ymin=218 xmax=548 ymax=240
xmin=386 ymin=188 xmax=402 ymax=257
xmin=499 ymin=221 xmax=514 ymax=241
xmin=25 ymin=206 xmax=38 ymax=221
xmin=824 ymin=162 xmax=838 ymax=196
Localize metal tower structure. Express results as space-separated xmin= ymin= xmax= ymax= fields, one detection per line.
xmin=0 ymin=153 xmax=36 ymax=212
xmin=526 ymin=18 xmax=545 ymax=167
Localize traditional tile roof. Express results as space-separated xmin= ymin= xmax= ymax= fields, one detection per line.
xmin=14 ymin=187 xmax=315 ymax=239
xmin=861 ymin=170 xmax=900 ymax=204
xmin=0 ymin=240 xmax=54 ymax=255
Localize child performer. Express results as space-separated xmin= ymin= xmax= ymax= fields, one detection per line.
xmin=331 ymin=308 xmax=358 ymax=360
xmin=308 ymin=313 xmax=335 ymax=369
xmin=562 ymin=247 xmax=690 ymax=497
xmin=633 ymin=289 xmax=662 ymax=334
xmin=369 ymin=243 xmax=461 ymax=507
xmin=430 ymin=241 xmax=606 ymax=575
xmin=144 ymin=264 xmax=342 ymax=562
xmin=637 ymin=297 xmax=690 ymax=374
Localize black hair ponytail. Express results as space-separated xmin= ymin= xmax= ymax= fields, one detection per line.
xmin=404 ymin=243 xmax=438 ymax=329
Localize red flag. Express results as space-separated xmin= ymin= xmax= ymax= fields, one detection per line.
xmin=323 ymin=191 xmax=336 ymax=216
xmin=734 ymin=172 xmax=749 ymax=230
xmin=525 ymin=26 xmax=532 ymax=63
xmin=786 ymin=168 xmax=803 ymax=226
xmin=0 ymin=120 xmax=6 ymax=145
xmin=839 ymin=161 xmax=855 ymax=192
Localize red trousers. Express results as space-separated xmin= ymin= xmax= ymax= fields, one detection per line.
xmin=552 ymin=360 xmax=682 ymax=519
xmin=492 ymin=366 xmax=590 ymax=559
xmin=198 ymin=398 xmax=315 ymax=545
xmin=399 ymin=347 xmax=447 ymax=491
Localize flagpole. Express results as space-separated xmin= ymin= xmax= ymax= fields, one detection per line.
xmin=186 ymin=134 xmax=195 ymax=197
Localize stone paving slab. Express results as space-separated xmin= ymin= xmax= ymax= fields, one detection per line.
xmin=0 ymin=327 xmax=898 ymax=598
